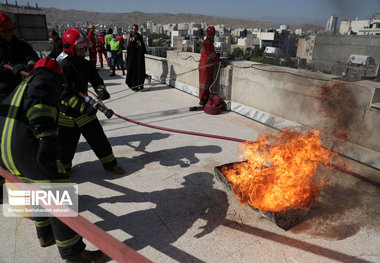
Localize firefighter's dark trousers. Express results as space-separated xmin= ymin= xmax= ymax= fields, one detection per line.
xmin=58 ymin=117 xmax=117 ymax=171
xmin=34 ymin=216 xmax=85 ymax=259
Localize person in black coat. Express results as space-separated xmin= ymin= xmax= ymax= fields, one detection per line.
xmin=125 ymin=24 xmax=150 ymax=91
xmin=48 ymin=29 xmax=63 ymax=59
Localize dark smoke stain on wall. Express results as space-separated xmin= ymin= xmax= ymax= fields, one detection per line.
xmin=319 ymin=82 xmax=356 ymax=141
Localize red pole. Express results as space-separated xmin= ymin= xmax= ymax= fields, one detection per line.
xmin=0 ymin=166 xmax=152 ymax=263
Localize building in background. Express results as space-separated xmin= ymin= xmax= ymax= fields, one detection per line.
xmin=326 ymin=15 xmax=338 ymax=34
xmin=296 ymin=34 xmax=316 ymax=65
xmin=171 ymin=30 xmax=186 ymax=48
xmin=339 ymin=14 xmax=380 ymax=35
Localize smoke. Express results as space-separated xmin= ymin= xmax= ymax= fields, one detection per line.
xmin=321 ymin=0 xmax=378 ymax=20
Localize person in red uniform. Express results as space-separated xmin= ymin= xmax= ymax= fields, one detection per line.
xmin=198 ymin=26 xmax=221 ymax=106
xmin=96 ymin=29 xmax=108 ymax=68
xmin=87 ymin=24 xmax=97 ymax=66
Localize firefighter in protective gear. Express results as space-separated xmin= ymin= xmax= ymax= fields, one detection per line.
xmin=0 ymin=11 xmax=39 ymax=101
xmin=96 ymin=29 xmax=109 ymax=68
xmin=0 ymin=57 xmax=106 ymax=262
xmin=58 ymin=28 xmax=124 ymax=175
xmin=87 ymin=24 xmax=97 ymax=66
xmin=198 ymin=26 xmax=221 ymax=106
xmin=0 ymin=11 xmax=39 ymax=203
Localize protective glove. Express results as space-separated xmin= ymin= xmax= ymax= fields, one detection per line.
xmin=37 ymin=137 xmax=59 ymax=168
xmin=0 ymin=62 xmax=8 ymax=73
xmin=12 ymin=64 xmax=28 ymax=77
xmin=80 ymin=102 xmax=98 ymax=116
xmin=97 ymin=89 xmax=110 ymax=100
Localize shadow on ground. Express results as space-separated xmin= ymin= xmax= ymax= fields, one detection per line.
xmin=69 ymin=139 xmax=375 ymax=263
xmin=77 ymin=132 xmax=171 ymax=154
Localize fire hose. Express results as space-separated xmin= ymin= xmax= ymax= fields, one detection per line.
xmin=2 ymin=63 xmax=380 ymax=188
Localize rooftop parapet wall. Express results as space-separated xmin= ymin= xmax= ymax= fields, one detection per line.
xmin=145 ymin=52 xmax=380 ymax=169
xmin=230 ymin=60 xmax=380 ymax=168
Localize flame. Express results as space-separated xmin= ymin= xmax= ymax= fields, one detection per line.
xmin=221 ymin=128 xmax=336 ymax=212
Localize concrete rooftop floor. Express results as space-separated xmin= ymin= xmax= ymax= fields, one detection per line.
xmin=1 ymin=66 xmax=380 ymax=263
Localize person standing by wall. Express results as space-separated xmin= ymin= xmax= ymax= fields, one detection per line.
xmin=125 ymin=24 xmax=148 ymax=91
xmin=105 ymin=28 xmax=113 ymax=67
xmin=87 ymin=24 xmax=97 ymax=66
xmin=48 ymin=30 xmax=63 ymax=60
xmin=198 ymin=26 xmax=221 ymax=106
xmin=96 ymin=29 xmax=108 ymax=68
xmin=116 ymin=33 xmax=125 ymax=70
xmin=109 ymin=33 xmax=125 ymax=76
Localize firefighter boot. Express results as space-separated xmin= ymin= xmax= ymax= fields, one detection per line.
xmin=64 ymin=249 xmax=107 ymax=263
xmin=37 ymin=224 xmax=56 ymax=247
xmin=106 ymin=165 xmax=124 ymax=175
xmin=39 ymin=236 xmax=55 ymax=248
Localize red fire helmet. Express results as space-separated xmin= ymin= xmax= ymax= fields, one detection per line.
xmin=0 ymin=12 xmax=14 ymax=31
xmin=62 ymin=28 xmax=88 ymax=56
xmin=33 ymin=57 xmax=63 ymax=74
xmin=206 ymin=26 xmax=216 ymax=35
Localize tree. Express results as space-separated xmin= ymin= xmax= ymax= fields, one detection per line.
xmin=230 ymin=47 xmax=244 ymax=58
xmin=251 ymin=46 xmax=264 ymax=58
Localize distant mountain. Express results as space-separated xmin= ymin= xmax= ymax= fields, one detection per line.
xmin=44 ymin=8 xmax=323 ymax=32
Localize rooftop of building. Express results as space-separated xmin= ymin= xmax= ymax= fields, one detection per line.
xmin=0 ymin=62 xmax=379 ymax=262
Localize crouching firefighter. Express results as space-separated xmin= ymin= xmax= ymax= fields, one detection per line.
xmin=57 ymin=28 xmax=124 ymax=175
xmin=0 ymin=57 xmax=106 ymax=262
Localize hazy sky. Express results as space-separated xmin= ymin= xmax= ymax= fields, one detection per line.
xmin=7 ymin=0 xmax=380 ymax=25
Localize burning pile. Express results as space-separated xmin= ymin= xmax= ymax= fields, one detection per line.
xmin=221 ymin=128 xmax=335 ymax=213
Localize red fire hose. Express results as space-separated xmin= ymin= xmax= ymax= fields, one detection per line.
xmin=2 ymin=63 xmax=379 ymax=189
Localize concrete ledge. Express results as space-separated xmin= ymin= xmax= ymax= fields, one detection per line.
xmin=333 ymin=142 xmax=380 ymax=171
xmin=166 ymin=79 xmax=198 ymax=97
xmin=231 ymin=102 xmax=302 ymax=130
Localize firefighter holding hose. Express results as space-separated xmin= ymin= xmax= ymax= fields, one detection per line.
xmin=0 ymin=57 xmax=106 ymax=262
xmin=57 ymin=28 xmax=124 ymax=175
xmin=0 ymin=11 xmax=39 ymax=203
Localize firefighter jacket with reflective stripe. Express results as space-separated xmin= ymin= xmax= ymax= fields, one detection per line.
xmin=199 ymin=38 xmax=221 ymax=66
xmin=0 ymin=68 xmax=67 ymax=182
xmin=58 ymin=55 xmax=107 ymax=127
